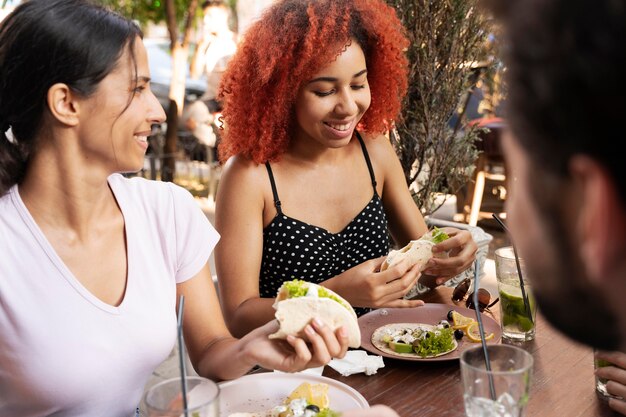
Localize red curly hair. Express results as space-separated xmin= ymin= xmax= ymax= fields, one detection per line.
xmin=218 ymin=0 xmax=409 ymax=164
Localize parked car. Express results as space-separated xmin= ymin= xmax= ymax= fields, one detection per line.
xmin=144 ymin=38 xmax=207 ymax=112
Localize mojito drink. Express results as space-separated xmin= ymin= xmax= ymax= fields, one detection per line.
xmin=497 ymin=275 xmax=536 ymax=341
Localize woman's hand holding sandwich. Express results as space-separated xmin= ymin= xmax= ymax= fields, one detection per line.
xmin=420 ymin=227 xmax=477 ymax=285
xmin=238 ymin=316 xmax=350 ymax=372
xmin=323 ymin=257 xmax=425 ymax=309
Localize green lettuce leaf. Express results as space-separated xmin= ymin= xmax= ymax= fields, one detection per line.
xmin=282 ymin=279 xmax=351 ymax=313
xmin=412 ymin=327 xmax=455 ymax=357
xmin=430 ymin=227 xmax=450 ymax=244
xmin=284 ymin=279 xmax=309 ymax=298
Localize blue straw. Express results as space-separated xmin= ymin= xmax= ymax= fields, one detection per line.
xmin=177 ymin=295 xmax=189 ymax=417
xmin=472 ymin=260 xmax=497 ymax=400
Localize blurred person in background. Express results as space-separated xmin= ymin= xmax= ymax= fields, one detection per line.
xmin=235 ymin=0 xmax=275 ymax=38
xmin=195 ymin=0 xmax=237 ymax=114
xmin=492 ymin=0 xmax=626 ymax=413
xmin=184 ymin=0 xmax=237 ymax=161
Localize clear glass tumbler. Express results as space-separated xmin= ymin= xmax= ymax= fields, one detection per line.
xmin=143 ymin=376 xmax=220 ymax=417
xmin=461 ymin=344 xmax=534 ymax=417
xmin=495 ymin=247 xmax=537 ymax=342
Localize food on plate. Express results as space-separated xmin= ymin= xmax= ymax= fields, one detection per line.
xmin=227 ymin=382 xmax=340 ymax=417
xmin=380 ymin=227 xmax=450 ymax=272
xmin=269 ymin=280 xmax=361 ymax=348
xmin=371 ymin=322 xmax=458 ymax=358
xmin=446 ymin=310 xmax=495 ymax=343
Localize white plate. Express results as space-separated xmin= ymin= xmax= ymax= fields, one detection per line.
xmin=218 ymin=372 xmax=369 ymax=415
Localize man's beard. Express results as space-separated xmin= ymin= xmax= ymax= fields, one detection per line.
xmin=527 ymin=173 xmax=620 ymax=349
xmin=530 ymin=261 xmax=619 ymax=349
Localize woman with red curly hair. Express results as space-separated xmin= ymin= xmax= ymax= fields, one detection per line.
xmin=215 ymin=0 xmax=477 ymax=337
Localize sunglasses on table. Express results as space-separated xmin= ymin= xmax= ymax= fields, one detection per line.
xmin=451 ymin=277 xmax=499 ymax=313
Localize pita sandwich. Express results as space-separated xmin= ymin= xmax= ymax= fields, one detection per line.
xmin=380 ymin=227 xmax=450 ymax=272
xmin=269 ymin=280 xmax=361 ymax=348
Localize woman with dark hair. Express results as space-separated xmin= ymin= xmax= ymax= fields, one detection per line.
xmin=214 ymin=0 xmax=478 ymax=337
xmin=0 ymin=1 xmax=349 ymax=416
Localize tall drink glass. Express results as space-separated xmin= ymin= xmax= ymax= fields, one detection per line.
xmin=143 ymin=376 xmax=219 ymax=417
xmin=495 ymin=247 xmax=537 ymax=342
xmin=461 ymin=345 xmax=534 ymax=417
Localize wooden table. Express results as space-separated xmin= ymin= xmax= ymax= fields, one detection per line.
xmin=322 ymin=287 xmax=616 ymax=416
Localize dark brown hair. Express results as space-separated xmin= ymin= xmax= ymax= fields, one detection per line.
xmin=0 ymin=0 xmax=142 ymax=195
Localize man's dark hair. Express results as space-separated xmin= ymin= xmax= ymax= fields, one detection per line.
xmin=494 ymin=0 xmax=626 ymax=204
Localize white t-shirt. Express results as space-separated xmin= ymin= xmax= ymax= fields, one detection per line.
xmin=0 ymin=174 xmax=219 ymax=417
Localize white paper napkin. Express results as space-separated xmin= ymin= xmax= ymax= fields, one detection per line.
xmin=328 ymin=350 xmax=385 ymax=376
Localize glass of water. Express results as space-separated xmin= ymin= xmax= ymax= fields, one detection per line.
xmin=143 ymin=376 xmax=219 ymax=417
xmin=461 ymin=345 xmax=534 ymax=417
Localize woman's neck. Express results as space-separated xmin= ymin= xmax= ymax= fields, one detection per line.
xmin=287 ymin=133 xmax=355 ymax=165
xmin=18 ymin=140 xmax=118 ymax=239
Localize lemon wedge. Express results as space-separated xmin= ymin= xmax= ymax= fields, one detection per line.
xmin=466 ymin=322 xmax=495 ymax=343
xmin=451 ymin=311 xmax=475 ymax=330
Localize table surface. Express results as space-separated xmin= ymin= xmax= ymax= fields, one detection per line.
xmin=322 ymin=287 xmax=616 ymax=417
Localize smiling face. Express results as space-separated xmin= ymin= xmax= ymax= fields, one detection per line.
xmin=293 ymin=40 xmax=371 ymax=150
xmin=77 ymin=37 xmax=166 ymax=174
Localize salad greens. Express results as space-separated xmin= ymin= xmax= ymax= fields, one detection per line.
xmin=382 ymin=325 xmax=456 ymax=357
xmin=283 ymin=280 xmax=348 ymax=312
xmin=430 ymin=227 xmax=450 ymax=244
xmin=412 ymin=328 xmax=455 ymax=357
xmin=285 ymin=279 xmax=309 ymax=298
xmin=317 ymin=286 xmax=346 ymax=309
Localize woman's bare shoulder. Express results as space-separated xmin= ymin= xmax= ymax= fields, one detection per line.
xmin=358 ymin=131 xmax=398 ymax=163
xmin=220 ymin=155 xmax=268 ymax=195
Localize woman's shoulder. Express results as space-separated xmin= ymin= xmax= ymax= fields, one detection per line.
xmin=357 ymin=131 xmax=397 ymax=161
xmin=216 ymin=155 xmax=271 ymax=211
xmin=221 ymin=155 xmax=269 ymax=188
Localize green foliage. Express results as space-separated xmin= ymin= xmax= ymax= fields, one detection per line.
xmin=93 ymin=0 xmax=201 ymax=32
xmin=386 ymin=0 xmax=494 ymax=215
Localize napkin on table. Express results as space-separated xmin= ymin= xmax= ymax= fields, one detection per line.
xmin=328 ymin=350 xmax=384 ymax=376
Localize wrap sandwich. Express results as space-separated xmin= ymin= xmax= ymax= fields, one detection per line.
xmin=380 ymin=227 xmax=450 ymax=272
xmin=269 ymin=280 xmax=361 ymax=348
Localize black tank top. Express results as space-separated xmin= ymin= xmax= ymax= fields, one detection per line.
xmin=259 ymin=132 xmax=389 ymax=316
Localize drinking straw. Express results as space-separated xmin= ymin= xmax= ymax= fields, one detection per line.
xmin=177 ymin=295 xmax=189 ymax=417
xmin=491 ymin=214 xmax=533 ymax=324
xmin=472 ymin=260 xmax=497 ymax=401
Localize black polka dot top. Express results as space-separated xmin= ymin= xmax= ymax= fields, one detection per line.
xmin=259 ymin=132 xmax=390 ymax=316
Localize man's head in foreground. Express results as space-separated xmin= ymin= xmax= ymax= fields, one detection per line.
xmin=494 ymin=0 xmax=626 ymax=349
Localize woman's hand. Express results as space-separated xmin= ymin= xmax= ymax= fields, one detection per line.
xmin=595 ymin=350 xmax=626 ymax=414
xmin=421 ymin=227 xmax=477 ymax=285
xmin=239 ymin=318 xmax=350 ymax=372
xmin=325 ymin=256 xmax=425 ymax=309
